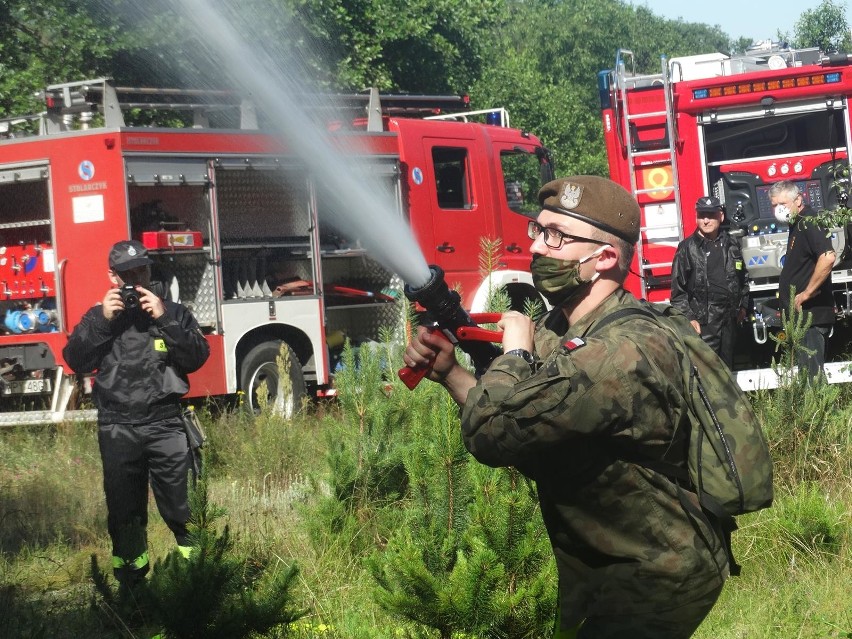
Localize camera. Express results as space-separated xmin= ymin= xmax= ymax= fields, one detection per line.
xmin=119 ymin=284 xmax=141 ymax=310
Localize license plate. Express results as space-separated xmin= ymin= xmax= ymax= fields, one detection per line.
xmin=2 ymin=378 xmax=51 ymax=395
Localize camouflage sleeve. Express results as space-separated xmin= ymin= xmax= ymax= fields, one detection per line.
xmin=460 ymin=338 xmax=636 ymax=468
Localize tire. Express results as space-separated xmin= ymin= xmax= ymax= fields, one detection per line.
xmin=239 ymin=341 xmax=307 ymax=418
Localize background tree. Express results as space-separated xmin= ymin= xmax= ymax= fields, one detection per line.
xmin=469 ymin=0 xmax=732 ymax=175
xmin=793 ymin=0 xmax=852 ymax=52
xmin=0 ymin=0 xmax=808 ymax=176
xmin=0 ymin=1 xmax=125 ymax=116
xmin=291 ymin=0 xmax=503 ymax=93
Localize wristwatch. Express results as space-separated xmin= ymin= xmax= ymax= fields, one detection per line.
xmin=504 ymin=348 xmax=535 ymax=366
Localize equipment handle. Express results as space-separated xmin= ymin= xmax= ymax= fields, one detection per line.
xmin=468 ymin=312 xmax=502 ymax=323
xmin=456 ymin=325 xmax=503 ymax=341
xmin=459 ymin=313 xmax=503 ymax=342
xmin=398 ymin=327 xmax=451 ymax=390
xmin=398 ymin=363 xmax=430 ymax=390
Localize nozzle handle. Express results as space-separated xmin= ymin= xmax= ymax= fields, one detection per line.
xmin=397 ymin=327 xmax=451 ymax=390
xmin=398 ymin=363 xmax=430 ymax=390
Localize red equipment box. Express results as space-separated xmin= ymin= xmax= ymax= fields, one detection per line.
xmin=140 ymin=231 xmax=203 ymax=249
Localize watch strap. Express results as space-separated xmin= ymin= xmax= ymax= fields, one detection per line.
xmin=504 ymin=348 xmax=535 ymax=365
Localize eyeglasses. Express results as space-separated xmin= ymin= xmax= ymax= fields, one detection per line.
xmin=527 ymin=220 xmax=606 ymax=249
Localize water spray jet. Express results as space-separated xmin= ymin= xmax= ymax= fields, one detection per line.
xmin=164 ymin=0 xmax=432 ymax=288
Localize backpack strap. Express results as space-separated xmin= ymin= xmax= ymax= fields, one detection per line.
xmin=582 ymin=306 xmax=657 ymax=338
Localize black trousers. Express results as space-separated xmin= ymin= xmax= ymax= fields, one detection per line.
xmin=699 ymin=304 xmax=735 ymax=369
xmin=98 ymin=416 xmax=191 ymax=582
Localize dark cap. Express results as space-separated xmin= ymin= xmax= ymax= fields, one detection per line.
xmin=695 ymin=196 xmax=724 ymax=213
xmin=109 ymin=240 xmax=152 ymax=272
xmin=537 ymin=176 xmax=640 ymax=243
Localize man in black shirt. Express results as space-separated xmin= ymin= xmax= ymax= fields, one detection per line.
xmin=63 ymin=240 xmax=210 ymax=586
xmin=770 ymin=181 xmax=836 ymax=379
xmin=671 ymin=196 xmax=750 ymax=368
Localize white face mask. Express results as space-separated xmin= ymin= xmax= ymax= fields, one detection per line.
xmin=773 ymin=204 xmax=791 ymax=224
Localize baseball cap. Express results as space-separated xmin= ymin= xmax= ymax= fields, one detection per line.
xmin=695 ymin=196 xmax=724 ymax=213
xmin=109 ymin=240 xmax=153 ymax=272
xmin=538 ymin=176 xmax=640 ymax=244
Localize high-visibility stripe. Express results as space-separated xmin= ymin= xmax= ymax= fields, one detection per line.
xmin=177 ymin=545 xmax=193 ymax=559
xmin=112 ymin=551 xmax=149 ymax=570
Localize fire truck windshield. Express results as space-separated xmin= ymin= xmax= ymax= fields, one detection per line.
xmin=705 ymin=110 xmax=845 ymax=164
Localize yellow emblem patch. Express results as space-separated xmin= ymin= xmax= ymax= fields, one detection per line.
xmin=154 ymin=339 xmax=168 ymax=352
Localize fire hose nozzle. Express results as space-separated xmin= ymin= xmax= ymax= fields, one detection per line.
xmin=398 ymin=265 xmax=503 ymax=389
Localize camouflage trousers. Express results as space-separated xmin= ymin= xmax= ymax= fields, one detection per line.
xmin=555 ymin=581 xmax=724 ymax=639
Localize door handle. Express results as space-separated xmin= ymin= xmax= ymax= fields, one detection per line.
xmin=436 ymin=242 xmax=455 ymax=253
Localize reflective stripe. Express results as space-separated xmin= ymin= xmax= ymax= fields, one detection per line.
xmin=177 ymin=545 xmax=193 ymax=559
xmin=112 ymin=550 xmax=149 ymax=570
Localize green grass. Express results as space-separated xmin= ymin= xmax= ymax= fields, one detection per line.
xmin=1 ymin=373 xmax=851 ymax=638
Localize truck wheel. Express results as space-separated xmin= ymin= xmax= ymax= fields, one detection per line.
xmin=239 ymin=341 xmax=306 ymax=418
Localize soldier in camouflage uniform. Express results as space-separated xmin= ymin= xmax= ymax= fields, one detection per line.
xmin=404 ymin=176 xmax=729 ymax=638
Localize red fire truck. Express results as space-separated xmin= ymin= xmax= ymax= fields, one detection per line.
xmin=0 ymin=78 xmax=551 ymax=424
xmin=599 ymin=42 xmax=852 ymax=389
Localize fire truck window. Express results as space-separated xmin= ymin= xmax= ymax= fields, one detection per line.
xmin=432 ymin=147 xmax=469 ymax=210
xmin=500 ymin=150 xmax=541 ymax=217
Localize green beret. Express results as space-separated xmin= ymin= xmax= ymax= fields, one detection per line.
xmin=537 ymin=176 xmax=640 ymax=244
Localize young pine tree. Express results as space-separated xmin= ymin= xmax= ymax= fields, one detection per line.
xmin=92 ymin=471 xmax=305 ymax=639
xmin=367 ymin=240 xmax=555 ymax=638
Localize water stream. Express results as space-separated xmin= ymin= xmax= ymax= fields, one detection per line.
xmin=120 ymin=0 xmax=433 ymax=288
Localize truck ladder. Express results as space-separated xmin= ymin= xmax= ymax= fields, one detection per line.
xmin=614 ymin=51 xmax=684 ymax=299
xmin=32 ymin=79 xmax=473 ymax=135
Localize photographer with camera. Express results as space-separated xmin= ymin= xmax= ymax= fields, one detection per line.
xmin=63 ymin=240 xmax=210 ymax=588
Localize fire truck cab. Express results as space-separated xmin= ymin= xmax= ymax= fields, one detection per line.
xmin=599 ymin=42 xmax=852 ymax=389
xmin=0 ymin=79 xmax=551 ymax=424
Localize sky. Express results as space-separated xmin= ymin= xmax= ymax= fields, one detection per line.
xmin=636 ymin=0 xmax=852 ymax=44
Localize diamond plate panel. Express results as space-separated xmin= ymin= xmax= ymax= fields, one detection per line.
xmin=153 ymin=252 xmax=217 ymax=327
xmin=215 ymin=169 xmax=310 ymax=241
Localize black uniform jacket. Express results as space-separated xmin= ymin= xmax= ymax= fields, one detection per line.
xmin=63 ymin=300 xmax=210 ymax=424
xmin=670 ymin=229 xmax=749 ymax=324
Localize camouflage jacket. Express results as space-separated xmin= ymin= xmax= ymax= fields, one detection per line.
xmin=461 ymin=289 xmax=728 ymax=623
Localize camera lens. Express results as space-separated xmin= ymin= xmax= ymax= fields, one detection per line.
xmin=120 ymin=285 xmax=140 ymax=310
